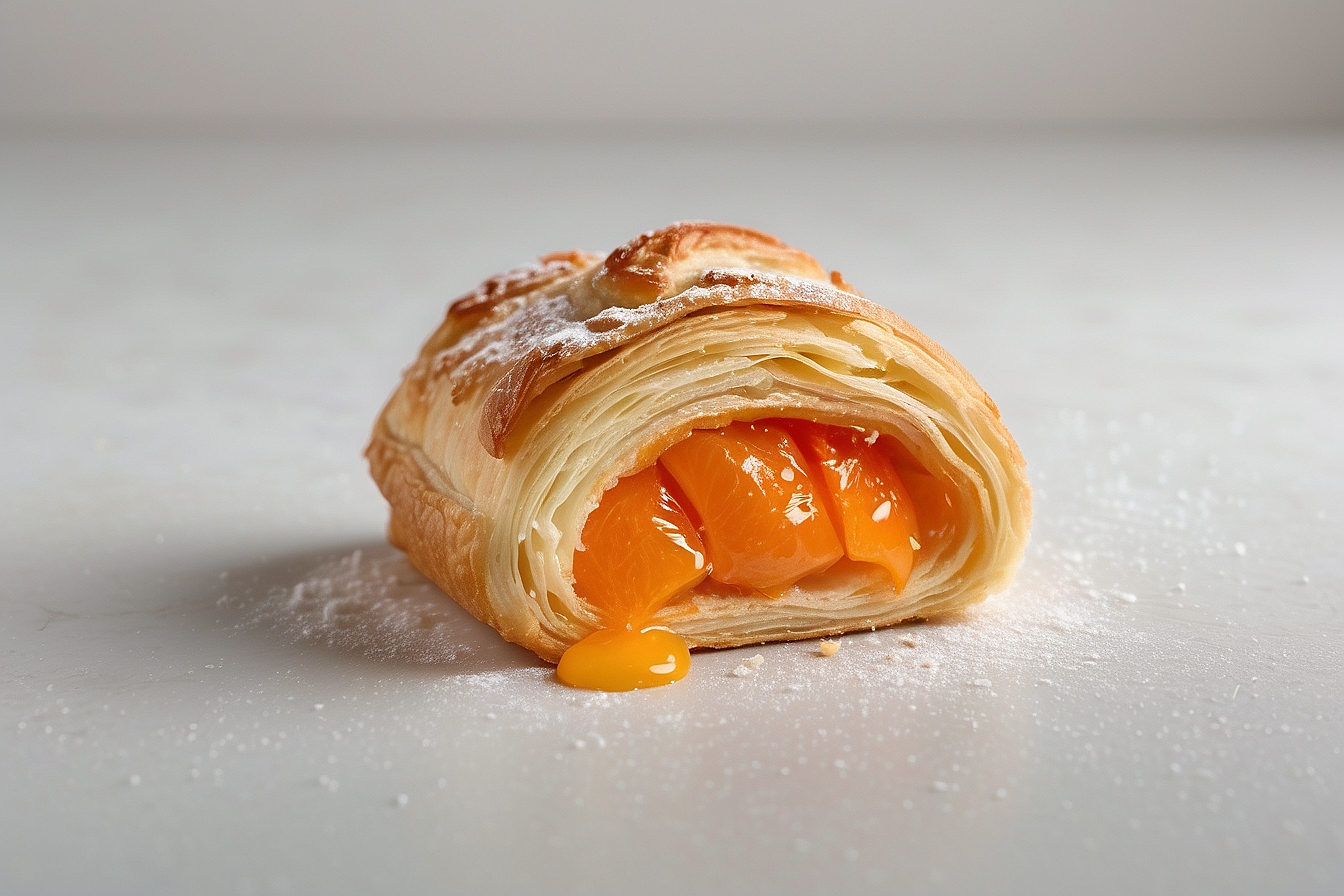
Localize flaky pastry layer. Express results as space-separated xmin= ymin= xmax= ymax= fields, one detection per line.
xmin=367 ymin=222 xmax=1031 ymax=662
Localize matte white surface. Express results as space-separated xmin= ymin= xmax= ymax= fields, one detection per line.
xmin=3 ymin=1 xmax=1344 ymax=124
xmin=2 ymin=133 xmax=1342 ymax=894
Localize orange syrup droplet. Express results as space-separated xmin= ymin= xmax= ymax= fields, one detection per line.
xmin=556 ymin=627 xmax=691 ymax=691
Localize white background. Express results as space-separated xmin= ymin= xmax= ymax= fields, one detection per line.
xmin=2 ymin=0 xmax=1343 ymax=127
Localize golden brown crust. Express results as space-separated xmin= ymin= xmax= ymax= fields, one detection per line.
xmin=367 ymin=222 xmax=1031 ymax=664
xmin=445 ymin=250 xmax=599 ymax=325
xmin=367 ymin=422 xmax=569 ymax=659
xmin=592 ymin=221 xmax=827 ymax=305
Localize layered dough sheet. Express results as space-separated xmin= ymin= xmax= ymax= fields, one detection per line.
xmin=367 ymin=222 xmax=1031 ymax=664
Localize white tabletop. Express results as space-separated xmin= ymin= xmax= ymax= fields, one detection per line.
xmin=2 ymin=131 xmax=1342 ymax=894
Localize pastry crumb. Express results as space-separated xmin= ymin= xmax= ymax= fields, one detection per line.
xmin=731 ymin=652 xmax=764 ymax=676
xmin=900 ymin=637 xmax=917 ymax=649
xmin=817 ymin=640 xmax=840 ymax=657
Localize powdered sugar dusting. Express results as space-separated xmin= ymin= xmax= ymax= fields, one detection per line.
xmin=425 ymin=266 xmax=861 ymax=453
xmin=239 ymin=548 xmax=479 ymax=664
xmin=231 ymin=521 xmax=1134 ymax=705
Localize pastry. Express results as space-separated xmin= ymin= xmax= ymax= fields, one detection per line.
xmin=366 ymin=222 xmax=1031 ymax=690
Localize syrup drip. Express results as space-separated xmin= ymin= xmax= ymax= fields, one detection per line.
xmin=555 ymin=627 xmax=691 ymax=691
xmin=560 ymin=465 xmax=704 ymax=691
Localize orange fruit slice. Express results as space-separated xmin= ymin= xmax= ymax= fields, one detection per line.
xmin=883 ymin=435 xmax=957 ymax=545
xmin=660 ymin=421 xmax=844 ymax=590
xmin=571 ymin=464 xmax=708 ymax=627
xmin=798 ymin=423 xmax=920 ymax=591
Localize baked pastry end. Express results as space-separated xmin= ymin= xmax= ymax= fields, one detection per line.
xmin=367 ymin=222 xmax=1031 ymax=689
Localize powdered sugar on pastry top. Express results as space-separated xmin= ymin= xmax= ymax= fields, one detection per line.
xmin=397 ymin=222 xmax=932 ymax=458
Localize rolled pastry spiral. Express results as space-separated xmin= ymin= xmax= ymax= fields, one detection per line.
xmin=367 ymin=222 xmax=1031 ymax=663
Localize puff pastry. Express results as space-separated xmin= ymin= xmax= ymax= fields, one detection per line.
xmin=366 ymin=222 xmax=1031 ymax=687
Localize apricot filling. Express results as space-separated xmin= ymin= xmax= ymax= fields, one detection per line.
xmin=569 ymin=464 xmax=707 ymax=626
xmin=660 ymin=421 xmax=844 ymax=589
xmin=797 ymin=423 xmax=920 ymax=592
xmin=559 ymin=419 xmax=929 ymax=692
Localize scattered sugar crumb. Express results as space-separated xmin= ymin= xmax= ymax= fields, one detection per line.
xmin=818 ymin=640 xmax=841 ymax=657
xmin=731 ymin=664 xmax=755 ymax=677
xmin=972 ymin=678 xmax=993 ymax=688
xmin=395 ymin=793 xmax=409 ymax=807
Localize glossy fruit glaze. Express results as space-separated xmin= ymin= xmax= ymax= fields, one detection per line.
xmin=569 ymin=464 xmax=708 ymax=626
xmin=560 ymin=419 xmax=926 ymax=691
xmin=659 ymin=421 xmax=845 ymax=589
xmin=797 ymin=423 xmax=919 ymax=592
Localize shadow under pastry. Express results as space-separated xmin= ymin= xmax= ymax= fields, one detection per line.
xmin=220 ymin=540 xmax=542 ymax=676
